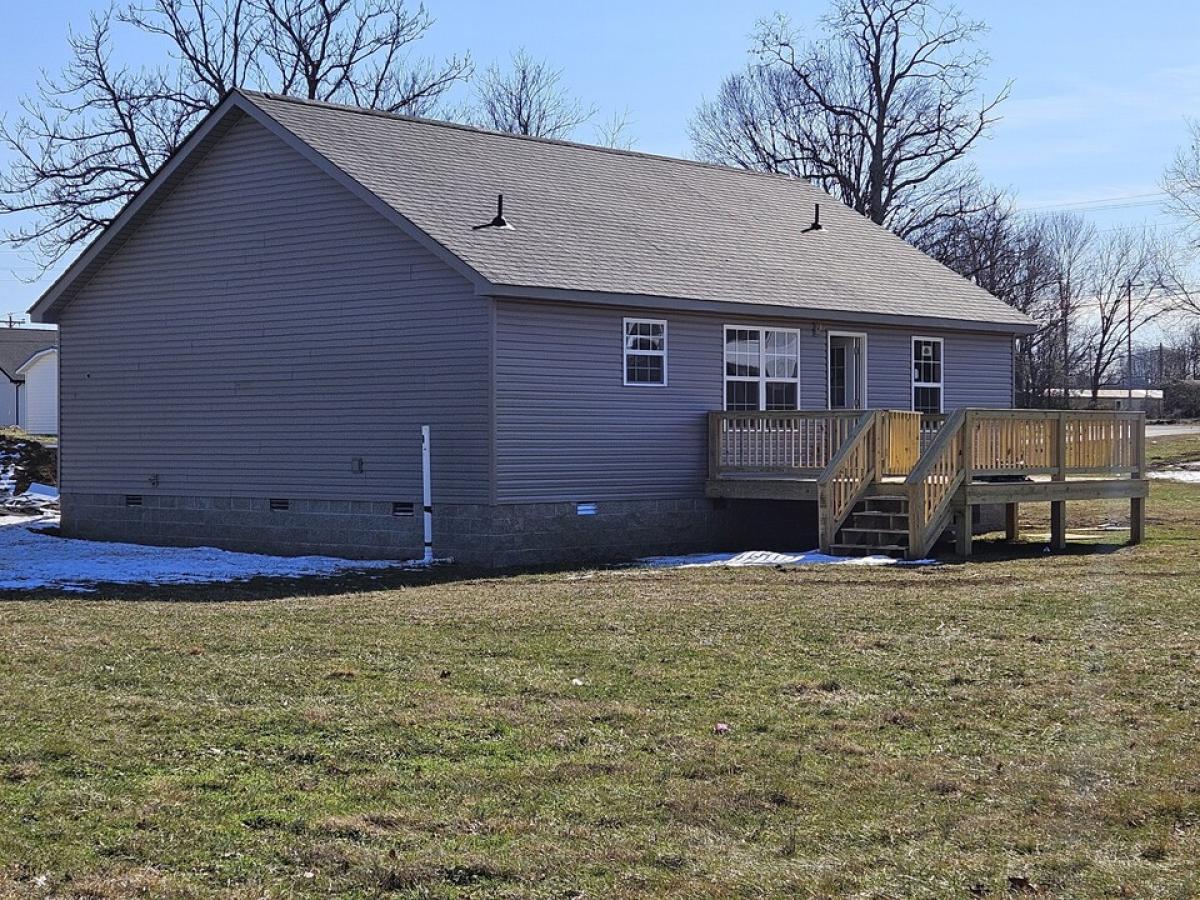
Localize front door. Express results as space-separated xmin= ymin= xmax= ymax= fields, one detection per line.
xmin=828 ymin=333 xmax=866 ymax=409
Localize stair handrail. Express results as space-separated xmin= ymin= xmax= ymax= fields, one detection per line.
xmin=817 ymin=410 xmax=879 ymax=553
xmin=904 ymin=408 xmax=968 ymax=559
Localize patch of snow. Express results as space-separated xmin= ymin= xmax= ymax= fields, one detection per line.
xmin=1149 ymin=470 xmax=1200 ymax=484
xmin=638 ymin=549 xmax=936 ymax=569
xmin=2 ymin=482 xmax=60 ymax=514
xmin=0 ymin=516 xmax=427 ymax=592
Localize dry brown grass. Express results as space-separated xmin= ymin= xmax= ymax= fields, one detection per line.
xmin=0 ymin=482 xmax=1198 ymax=897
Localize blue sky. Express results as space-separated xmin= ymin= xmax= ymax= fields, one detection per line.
xmin=2 ymin=0 xmax=1198 ymax=320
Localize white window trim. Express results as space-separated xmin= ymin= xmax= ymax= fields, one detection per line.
xmin=623 ymin=317 xmax=668 ymax=386
xmin=826 ymin=330 xmax=869 ymax=410
xmin=911 ymin=335 xmax=945 ymax=414
xmin=722 ymin=325 xmax=803 ymax=411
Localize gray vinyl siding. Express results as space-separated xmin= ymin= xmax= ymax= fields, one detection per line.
xmin=863 ymin=329 xmax=1014 ymax=411
xmin=0 ymin=380 xmax=15 ymax=427
xmin=494 ymin=299 xmax=1015 ymax=503
xmin=57 ymin=116 xmax=490 ymax=504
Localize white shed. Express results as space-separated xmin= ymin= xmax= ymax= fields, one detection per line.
xmin=17 ymin=348 xmax=58 ymax=435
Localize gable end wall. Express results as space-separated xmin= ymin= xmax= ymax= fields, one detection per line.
xmin=56 ymin=116 xmax=491 ymax=508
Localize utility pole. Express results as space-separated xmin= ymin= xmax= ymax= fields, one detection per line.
xmin=1126 ymin=279 xmax=1135 ymax=407
xmin=1059 ymin=276 xmax=1070 ymax=410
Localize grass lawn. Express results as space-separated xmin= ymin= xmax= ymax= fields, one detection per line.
xmin=1145 ymin=432 xmax=1200 ymax=468
xmin=2 ymin=483 xmax=1200 ymax=898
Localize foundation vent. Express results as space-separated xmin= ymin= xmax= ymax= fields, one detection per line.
xmin=392 ymin=501 xmax=415 ymax=517
xmin=576 ymin=502 xmax=598 ymax=516
xmin=269 ymin=498 xmax=290 ymax=512
xmin=125 ymin=495 xmax=143 ymax=507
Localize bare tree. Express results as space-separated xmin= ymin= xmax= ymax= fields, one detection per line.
xmin=923 ymin=204 xmax=1090 ymax=407
xmin=471 ymin=49 xmax=594 ymax=138
xmin=0 ymin=0 xmax=469 ymax=272
xmin=931 ymin=206 xmax=1057 ymax=406
xmin=690 ymin=0 xmax=1009 ymax=241
xmin=1164 ymin=119 xmax=1200 ymax=244
xmin=254 ymin=0 xmax=466 ymax=113
xmin=1040 ymin=213 xmax=1097 ymax=405
xmin=594 ymin=109 xmax=635 ymax=150
xmin=1076 ymin=228 xmax=1165 ymax=401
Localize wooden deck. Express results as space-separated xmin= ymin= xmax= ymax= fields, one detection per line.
xmin=706 ymin=409 xmax=1147 ymax=559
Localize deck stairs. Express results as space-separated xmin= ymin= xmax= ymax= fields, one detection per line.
xmin=831 ymin=494 xmax=914 ymax=559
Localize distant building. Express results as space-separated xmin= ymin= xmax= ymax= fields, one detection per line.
xmin=0 ymin=326 xmax=58 ymax=431
xmin=1048 ymin=388 xmax=1163 ymax=416
xmin=16 ymin=347 xmax=58 ymax=435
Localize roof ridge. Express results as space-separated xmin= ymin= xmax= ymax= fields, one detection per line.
xmin=238 ymin=90 xmax=822 ymax=188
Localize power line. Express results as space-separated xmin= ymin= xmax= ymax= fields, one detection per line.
xmin=1017 ymin=193 xmax=1166 ymax=213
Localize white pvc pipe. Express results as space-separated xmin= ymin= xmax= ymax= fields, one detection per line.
xmin=421 ymin=425 xmax=433 ymax=564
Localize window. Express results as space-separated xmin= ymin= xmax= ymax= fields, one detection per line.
xmin=624 ymin=318 xmax=667 ymax=385
xmin=912 ymin=337 xmax=944 ymax=414
xmin=724 ymin=326 xmax=801 ymax=411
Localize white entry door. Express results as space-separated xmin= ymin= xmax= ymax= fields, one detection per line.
xmin=828 ymin=333 xmax=867 ymax=409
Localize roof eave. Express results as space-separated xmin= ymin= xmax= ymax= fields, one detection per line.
xmin=480 ymin=283 xmax=1039 ymax=336
xmin=15 ymin=346 xmax=57 ymax=376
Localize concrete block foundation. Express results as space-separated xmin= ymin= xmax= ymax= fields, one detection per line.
xmin=60 ymin=493 xmax=821 ymax=569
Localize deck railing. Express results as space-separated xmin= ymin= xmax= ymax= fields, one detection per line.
xmin=966 ymin=409 xmax=1143 ymax=478
xmin=905 ymin=409 xmax=968 ymax=558
xmin=919 ymin=414 xmax=948 ymax=453
xmin=905 ymin=409 xmax=1145 ymax=558
xmin=708 ymin=411 xmax=864 ymax=477
xmin=817 ymin=413 xmax=879 ymax=552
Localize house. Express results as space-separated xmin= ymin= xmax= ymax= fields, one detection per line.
xmin=16 ymin=347 xmax=59 ymax=435
xmin=0 ymin=327 xmax=57 ymax=432
xmin=28 ymin=91 xmax=1146 ymax=567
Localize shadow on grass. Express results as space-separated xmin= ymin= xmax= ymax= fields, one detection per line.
xmin=0 ymin=524 xmax=1155 ymax=604
xmin=933 ymin=533 xmax=1127 ymax=565
xmin=0 ymin=560 xmax=595 ymax=603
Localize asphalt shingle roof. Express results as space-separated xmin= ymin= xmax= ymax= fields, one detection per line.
xmin=245 ymin=92 xmax=1032 ymax=331
xmin=0 ymin=328 xmax=56 ymax=382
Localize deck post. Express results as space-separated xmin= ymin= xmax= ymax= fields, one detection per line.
xmin=1130 ymin=497 xmax=1145 ymax=544
xmin=1005 ymin=503 xmax=1019 ymax=542
xmin=707 ymin=412 xmax=721 ymax=481
xmin=961 ymin=409 xmax=974 ymax=484
xmin=907 ymin=483 xmax=923 ymax=560
xmin=1049 ymin=412 xmax=1068 ymax=551
xmin=958 ymin=411 xmax=975 ymax=558
xmin=954 ymin=492 xmax=972 ymax=557
xmin=874 ymin=411 xmax=885 ymax=479
xmin=1130 ymin=412 xmax=1146 ymax=544
xmin=1050 ymin=502 xmax=1067 ymax=551
xmin=817 ymin=482 xmax=832 ymax=555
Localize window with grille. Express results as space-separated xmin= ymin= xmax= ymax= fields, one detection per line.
xmin=912 ymin=337 xmax=944 ymax=414
xmin=623 ymin=318 xmax=667 ymax=385
xmin=723 ymin=327 xmax=801 ymax=411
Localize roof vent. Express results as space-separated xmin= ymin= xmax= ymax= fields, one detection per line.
xmin=803 ymin=202 xmax=825 ymax=233
xmin=473 ymin=194 xmax=513 ymax=231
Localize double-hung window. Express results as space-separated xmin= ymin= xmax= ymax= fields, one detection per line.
xmin=912 ymin=337 xmax=944 ymax=414
xmin=724 ymin=327 xmax=801 ymax=411
xmin=623 ymin=318 xmax=667 ymax=385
